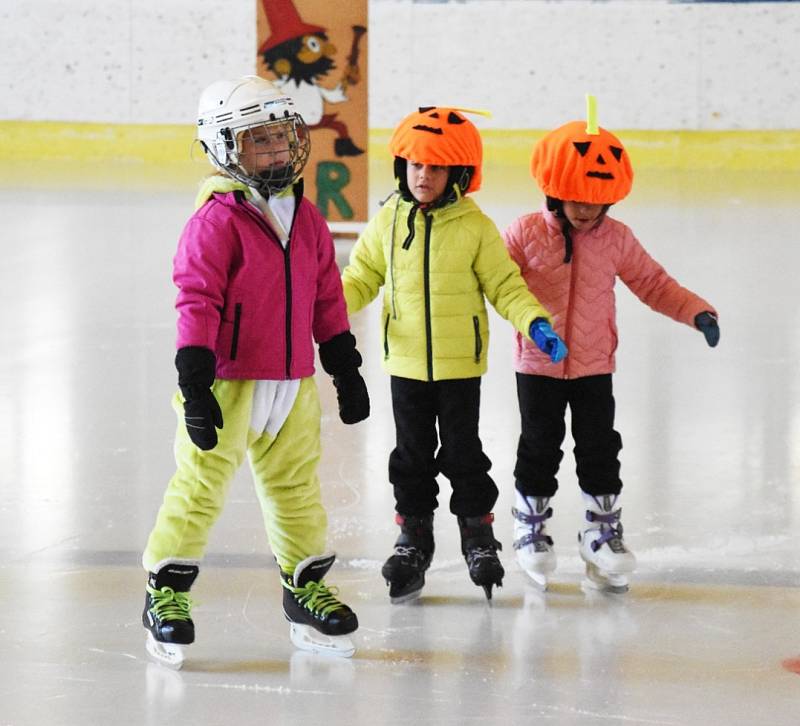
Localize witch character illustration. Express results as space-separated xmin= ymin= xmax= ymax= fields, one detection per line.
xmin=259 ymin=0 xmax=365 ymax=157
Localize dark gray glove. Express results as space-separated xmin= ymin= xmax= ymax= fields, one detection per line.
xmin=694 ymin=311 xmax=720 ymax=348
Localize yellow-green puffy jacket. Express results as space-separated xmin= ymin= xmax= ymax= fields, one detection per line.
xmin=342 ymin=194 xmax=553 ymax=381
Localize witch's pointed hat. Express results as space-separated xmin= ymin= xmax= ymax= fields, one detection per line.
xmin=259 ymin=0 xmax=326 ymax=54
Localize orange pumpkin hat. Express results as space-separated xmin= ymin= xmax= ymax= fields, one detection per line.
xmin=388 ymin=106 xmax=483 ymax=193
xmin=530 ymin=96 xmax=633 ymax=204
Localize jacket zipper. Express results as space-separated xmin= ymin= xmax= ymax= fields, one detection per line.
xmin=472 ymin=315 xmax=482 ymax=363
xmin=563 ymin=235 xmax=577 ymax=379
xmin=423 ymin=213 xmax=434 ymax=381
xmin=383 ymin=313 xmax=391 ymax=359
xmin=230 ymin=303 xmax=242 ymax=360
xmin=240 ymin=190 xmax=301 ymax=378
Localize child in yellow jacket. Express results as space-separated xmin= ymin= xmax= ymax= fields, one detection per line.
xmin=342 ymin=106 xmax=566 ymax=601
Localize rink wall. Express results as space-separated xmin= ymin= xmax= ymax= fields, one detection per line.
xmin=1 ymin=0 xmax=799 ymax=174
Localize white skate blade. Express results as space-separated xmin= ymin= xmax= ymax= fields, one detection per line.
xmin=145 ymin=632 xmax=186 ymax=669
xmin=389 ymin=587 xmax=423 ymax=605
xmin=581 ymin=563 xmax=629 ymax=594
xmin=289 ymin=623 xmax=355 ymax=658
xmin=520 ymin=567 xmax=549 ymax=591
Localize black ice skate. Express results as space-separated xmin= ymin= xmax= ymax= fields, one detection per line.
xmin=380 ymin=513 xmax=434 ymax=604
xmin=142 ymin=562 xmax=199 ymax=669
xmin=457 ymin=513 xmax=504 ymax=600
xmin=281 ymin=553 xmax=358 ymax=658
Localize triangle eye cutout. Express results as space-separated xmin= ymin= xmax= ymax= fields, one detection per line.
xmin=447 ymin=112 xmax=466 ymax=124
xmin=573 ymin=141 xmax=591 ymax=157
xmin=418 ymin=106 xmax=436 ymax=113
xmin=609 ymin=146 xmax=623 ymax=161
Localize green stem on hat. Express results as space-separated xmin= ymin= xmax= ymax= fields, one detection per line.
xmin=585 ymin=94 xmax=599 ymax=135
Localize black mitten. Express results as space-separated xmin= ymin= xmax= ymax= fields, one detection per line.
xmin=318 ymin=331 xmax=371 ymax=424
xmin=333 ymin=371 xmax=370 ymax=424
xmin=175 ymin=346 xmax=224 ymax=450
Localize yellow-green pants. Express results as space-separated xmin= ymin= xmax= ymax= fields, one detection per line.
xmin=142 ymin=377 xmax=326 ymax=574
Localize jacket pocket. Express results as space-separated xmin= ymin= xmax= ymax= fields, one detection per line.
xmin=472 ymin=316 xmax=483 ymax=363
xmin=230 ymin=303 xmax=242 ymax=360
xmin=383 ymin=313 xmax=391 ymax=360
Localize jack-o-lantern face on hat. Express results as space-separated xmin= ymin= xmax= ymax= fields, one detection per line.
xmin=389 ymin=107 xmax=483 ymax=193
xmin=530 ymin=120 xmax=633 ymax=204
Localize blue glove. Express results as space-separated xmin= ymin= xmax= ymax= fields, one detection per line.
xmin=694 ymin=311 xmax=720 ymax=348
xmin=529 ymin=318 xmax=568 ymax=363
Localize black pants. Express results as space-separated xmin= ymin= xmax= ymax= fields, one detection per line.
xmin=389 ymin=376 xmax=497 ymax=517
xmin=514 ymin=373 xmax=622 ymax=498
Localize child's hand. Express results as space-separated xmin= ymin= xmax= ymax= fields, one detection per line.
xmin=318 ymin=331 xmax=370 ymax=424
xmin=694 ymin=311 xmax=720 ymax=348
xmin=333 ymin=371 xmax=370 ymax=424
xmin=529 ymin=318 xmax=568 ymax=363
xmin=182 ymin=389 xmax=224 ymax=450
xmin=175 ymin=346 xmax=224 ymax=450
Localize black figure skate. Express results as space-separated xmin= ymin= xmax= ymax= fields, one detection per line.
xmin=457 ymin=513 xmax=504 ymax=600
xmin=381 ymin=513 xmax=435 ymax=604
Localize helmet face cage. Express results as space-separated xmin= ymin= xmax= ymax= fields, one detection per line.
xmin=196 ymin=76 xmax=311 ymax=196
xmin=206 ymin=115 xmax=310 ymax=196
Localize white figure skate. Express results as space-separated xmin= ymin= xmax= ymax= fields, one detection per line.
xmin=512 ymin=491 xmax=556 ymax=591
xmin=578 ymin=493 xmax=636 ymax=594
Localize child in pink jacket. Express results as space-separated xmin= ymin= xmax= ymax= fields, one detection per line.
xmin=503 ymin=99 xmax=719 ymax=593
xmin=141 ymin=76 xmax=369 ymax=666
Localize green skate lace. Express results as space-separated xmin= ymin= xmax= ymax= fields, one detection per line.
xmin=147 ymin=586 xmax=193 ymax=622
xmin=282 ymin=580 xmax=345 ymax=617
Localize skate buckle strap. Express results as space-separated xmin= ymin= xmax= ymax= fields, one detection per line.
xmin=511 ymin=506 xmax=553 ymax=550
xmin=282 ymin=579 xmax=345 ymax=617
xmin=146 ymin=586 xmax=193 ymax=622
xmin=512 ymin=506 xmax=552 ymax=527
xmin=513 ymin=531 xmax=553 ymax=550
xmin=586 ymin=508 xmax=625 ymax=553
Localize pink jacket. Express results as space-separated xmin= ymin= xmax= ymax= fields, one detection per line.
xmin=173 ymin=187 xmax=350 ymax=380
xmin=503 ymin=206 xmax=716 ymax=379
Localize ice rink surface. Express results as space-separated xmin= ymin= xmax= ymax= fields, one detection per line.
xmin=0 ymin=161 xmax=798 ymax=725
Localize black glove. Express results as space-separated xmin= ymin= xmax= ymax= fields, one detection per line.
xmin=318 ymin=331 xmax=370 ymax=424
xmin=175 ymin=346 xmax=224 ymax=450
xmin=333 ymin=370 xmax=370 ymax=424
xmin=694 ymin=311 xmax=720 ymax=348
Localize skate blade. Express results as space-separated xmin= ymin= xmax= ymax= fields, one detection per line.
xmin=582 ymin=564 xmax=629 ymax=594
xmin=521 ymin=569 xmax=549 ymax=592
xmin=386 ymin=580 xmax=425 ymax=605
xmin=289 ymin=623 xmax=355 ymax=658
xmin=145 ymin=632 xmax=185 ymax=670
xmin=389 ymin=587 xmax=423 ymax=605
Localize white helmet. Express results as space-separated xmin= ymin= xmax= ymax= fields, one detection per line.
xmin=196 ymin=75 xmax=310 ymax=196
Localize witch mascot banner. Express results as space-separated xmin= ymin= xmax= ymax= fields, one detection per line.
xmin=257 ymin=0 xmax=368 ymax=224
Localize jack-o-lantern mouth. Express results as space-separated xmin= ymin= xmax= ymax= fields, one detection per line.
xmin=412 ymin=124 xmax=444 ymax=135
xmin=587 ymin=171 xmax=614 ymax=179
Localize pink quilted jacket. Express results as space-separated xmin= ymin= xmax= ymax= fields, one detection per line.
xmin=503 ymin=206 xmax=716 ymax=379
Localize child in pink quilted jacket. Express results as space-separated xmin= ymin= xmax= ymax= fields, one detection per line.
xmin=503 ymin=98 xmax=720 ymax=593
xmin=141 ymin=76 xmax=369 ymax=665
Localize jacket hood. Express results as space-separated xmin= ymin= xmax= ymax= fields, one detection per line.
xmin=194 ymin=176 xmax=251 ymax=210
xmin=194 ymin=176 xmax=299 ymax=210
xmin=391 ymin=190 xmax=481 ymax=222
